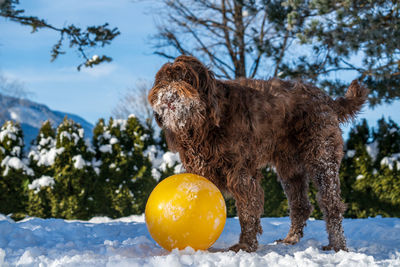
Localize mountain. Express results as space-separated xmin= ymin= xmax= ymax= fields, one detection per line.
xmin=0 ymin=93 xmax=94 ymax=148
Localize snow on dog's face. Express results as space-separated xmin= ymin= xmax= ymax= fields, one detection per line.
xmin=151 ymin=82 xmax=205 ymax=131
xmin=148 ymin=56 xmax=219 ymax=132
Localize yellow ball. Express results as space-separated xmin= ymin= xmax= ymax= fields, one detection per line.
xmin=145 ymin=173 xmax=226 ymax=251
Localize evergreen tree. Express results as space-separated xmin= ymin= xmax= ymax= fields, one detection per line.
xmin=347 ymin=128 xmax=378 ymax=218
xmin=340 ymin=119 xmax=372 ymax=218
xmin=92 ymin=118 xmax=110 ymax=216
xmin=26 ymin=176 xmax=55 ymax=218
xmin=124 ymin=116 xmax=157 ymax=213
xmin=369 ymin=118 xmax=400 ymax=216
xmin=342 ymin=118 xmax=400 ymax=217
xmin=28 ymin=120 xmax=57 ymax=177
xmin=0 ymin=121 xmax=33 ymax=218
xmin=26 ymin=121 xmax=58 ymax=218
xmin=50 ymin=118 xmax=96 ymax=219
xmin=93 ymin=116 xmax=156 ymax=218
xmin=261 ymin=168 xmax=288 ymax=217
xmin=373 ymin=118 xmax=400 ymax=164
xmin=284 ymin=0 xmax=400 ymax=105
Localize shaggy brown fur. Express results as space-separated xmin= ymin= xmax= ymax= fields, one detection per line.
xmin=148 ymin=55 xmax=369 ymax=252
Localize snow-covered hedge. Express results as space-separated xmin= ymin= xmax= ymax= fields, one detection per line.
xmin=0 ymin=117 xmax=399 ymax=220
xmin=0 ymin=116 xmax=183 ymax=220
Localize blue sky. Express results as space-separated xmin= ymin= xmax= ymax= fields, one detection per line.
xmin=0 ymin=0 xmax=399 ymax=137
xmin=0 ymin=0 xmax=164 ymax=123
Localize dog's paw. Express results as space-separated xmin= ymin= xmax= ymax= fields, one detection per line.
xmin=322 ymin=244 xmax=349 ymax=252
xmin=228 ymin=243 xmax=257 ymax=253
xmin=276 ymin=235 xmax=300 ymax=245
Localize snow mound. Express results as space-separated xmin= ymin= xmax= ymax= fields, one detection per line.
xmin=28 ymin=176 xmax=55 ymax=193
xmin=0 ymin=216 xmax=399 ymax=266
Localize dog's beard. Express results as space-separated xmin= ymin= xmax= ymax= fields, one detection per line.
xmin=153 ymin=86 xmax=205 ymax=131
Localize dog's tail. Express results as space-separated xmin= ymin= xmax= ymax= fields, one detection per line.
xmin=333 ymin=80 xmax=369 ymax=123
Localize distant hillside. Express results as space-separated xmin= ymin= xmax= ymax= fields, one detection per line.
xmin=0 ymin=93 xmax=93 ymax=148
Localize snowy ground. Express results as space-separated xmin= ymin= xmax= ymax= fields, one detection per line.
xmin=1 ymin=214 xmax=399 ymax=266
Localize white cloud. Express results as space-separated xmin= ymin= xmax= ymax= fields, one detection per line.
xmin=81 ymin=63 xmax=118 ymax=77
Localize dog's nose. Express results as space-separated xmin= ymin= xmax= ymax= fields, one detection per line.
xmin=168 ymin=102 xmax=176 ymax=111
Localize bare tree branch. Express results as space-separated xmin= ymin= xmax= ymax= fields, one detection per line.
xmin=151 ymin=0 xmax=299 ymax=79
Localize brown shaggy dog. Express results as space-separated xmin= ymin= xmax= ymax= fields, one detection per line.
xmin=148 ymin=55 xmax=368 ymax=252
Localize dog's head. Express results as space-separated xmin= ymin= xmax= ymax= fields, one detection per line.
xmin=148 ymin=55 xmax=220 ymax=132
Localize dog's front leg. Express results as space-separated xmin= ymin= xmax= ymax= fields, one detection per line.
xmin=227 ymin=170 xmax=264 ymax=252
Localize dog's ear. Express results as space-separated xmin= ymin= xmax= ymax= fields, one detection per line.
xmin=174 ymin=55 xmax=221 ymax=126
xmin=204 ymin=71 xmax=221 ymax=127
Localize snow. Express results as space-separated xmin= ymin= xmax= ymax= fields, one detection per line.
xmin=0 ymin=215 xmax=399 ymax=266
xmin=59 ymin=131 xmax=71 ymax=141
xmin=38 ymin=136 xmax=54 ymax=147
xmin=91 ymin=158 xmax=102 ymax=175
xmin=11 ymin=146 xmax=21 ymax=157
xmin=78 ymin=128 xmax=85 ymax=138
xmin=145 ymin=145 xmax=185 ymax=181
xmin=346 ymin=149 xmax=356 ymax=158
xmin=59 ymin=131 xmax=81 ymax=145
xmin=0 ymin=122 xmax=21 ymax=144
xmin=110 ymin=137 xmax=119 ymax=145
xmin=366 ymin=141 xmax=379 ymax=161
xmin=102 ymin=131 xmax=112 ymax=140
xmin=356 ymin=174 xmax=365 ymax=180
xmin=153 ymin=85 xmax=203 ymax=131
xmin=151 ymin=168 xmax=162 ymax=180
xmin=28 ymin=176 xmax=55 ymax=193
xmin=72 ymin=155 xmax=87 ymax=169
xmin=99 ymin=144 xmax=113 ymax=153
xmin=29 ymin=147 xmax=65 ymax=166
xmin=112 ymin=119 xmax=127 ymax=131
xmin=380 ymin=153 xmax=400 ymax=171
xmin=1 ymin=156 xmax=34 ymax=176
xmin=160 ymin=152 xmax=183 ymax=172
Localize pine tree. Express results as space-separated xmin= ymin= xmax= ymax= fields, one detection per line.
xmin=341 ymin=118 xmax=400 ymax=217
xmin=373 ymin=118 xmax=400 ymax=164
xmin=49 ymin=117 xmax=96 ymax=219
xmin=0 ymin=121 xmax=33 ymax=218
xmin=28 ymin=120 xmax=57 ymax=177
xmin=93 ymin=116 xmax=156 ymax=218
xmin=92 ymin=118 xmax=110 ymax=216
xmin=284 ymin=0 xmax=400 ymax=105
xmin=262 ymin=168 xmax=288 ymax=217
xmin=26 ymin=176 xmax=55 ymax=218
xmin=26 ymin=121 xmax=58 ymax=218
xmin=340 ymin=120 xmax=370 ymax=217
xmin=124 ymin=115 xmax=157 ymax=213
xmin=369 ymin=118 xmax=400 ymax=216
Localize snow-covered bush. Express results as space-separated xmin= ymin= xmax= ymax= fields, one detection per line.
xmin=340 ymin=118 xmax=400 ymax=218
xmin=1 ymin=115 xmax=399 ymax=220
xmin=49 ymin=117 xmax=96 ymax=220
xmin=145 ymin=144 xmax=184 ymax=181
xmin=92 ymin=116 xmax=156 ymax=218
xmin=26 ymin=121 xmax=58 ymax=218
xmin=0 ymin=121 xmax=32 ymax=218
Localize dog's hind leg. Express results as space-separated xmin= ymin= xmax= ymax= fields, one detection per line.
xmin=228 ymin=170 xmax=264 ymax=252
xmin=277 ymin=172 xmax=312 ymax=245
xmin=308 ymin=136 xmax=348 ymax=252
